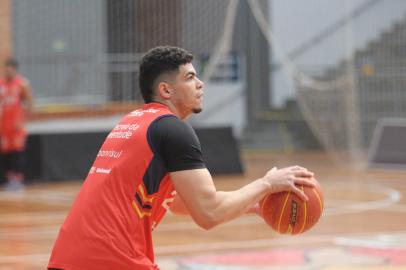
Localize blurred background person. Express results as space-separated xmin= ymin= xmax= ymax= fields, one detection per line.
xmin=0 ymin=58 xmax=33 ymax=191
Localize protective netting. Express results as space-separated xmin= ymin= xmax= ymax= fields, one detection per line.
xmin=8 ymin=0 xmax=406 ymax=163
xmin=248 ymin=0 xmax=406 ymax=164
xmin=10 ymin=0 xmax=232 ymax=115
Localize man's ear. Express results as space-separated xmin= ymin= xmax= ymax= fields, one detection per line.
xmin=157 ymin=81 xmax=171 ymax=99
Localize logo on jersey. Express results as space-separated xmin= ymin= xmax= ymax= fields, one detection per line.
xmin=129 ymin=108 xmax=159 ymax=117
xmin=162 ymin=190 xmax=177 ymax=211
xmin=132 ymin=184 xmax=154 ymax=218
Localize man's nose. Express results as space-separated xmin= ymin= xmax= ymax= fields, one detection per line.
xmin=197 ymin=77 xmax=204 ymax=89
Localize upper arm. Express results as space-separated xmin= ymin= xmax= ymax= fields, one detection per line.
xmin=170 ymin=168 xmax=218 ymax=228
xmin=148 ymin=116 xmax=215 ymax=225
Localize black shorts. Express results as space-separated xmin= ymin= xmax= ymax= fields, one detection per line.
xmin=2 ymin=151 xmax=25 ymax=173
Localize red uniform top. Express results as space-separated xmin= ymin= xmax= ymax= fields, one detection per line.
xmin=0 ymin=75 xmax=29 ymax=153
xmin=48 ymin=103 xmax=179 ymax=270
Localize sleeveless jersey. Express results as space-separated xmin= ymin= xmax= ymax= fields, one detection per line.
xmin=0 ymin=75 xmax=29 ymax=153
xmin=49 ymin=103 xmax=177 ymax=270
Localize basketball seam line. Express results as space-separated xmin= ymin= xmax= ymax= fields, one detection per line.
xmin=278 ymin=191 xmax=291 ymax=232
xmin=299 ymin=185 xmax=307 ymax=234
xmin=313 ymin=188 xmax=324 ymax=213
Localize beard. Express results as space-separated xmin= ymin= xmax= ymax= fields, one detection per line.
xmin=192 ymin=107 xmax=202 ymax=114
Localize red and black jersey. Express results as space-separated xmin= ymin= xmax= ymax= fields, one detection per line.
xmin=48 ymin=102 xmax=205 ymax=270
xmin=0 ymin=75 xmax=29 ymax=152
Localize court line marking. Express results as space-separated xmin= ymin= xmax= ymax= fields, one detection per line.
xmin=0 ymin=182 xmax=403 ymax=237
xmin=0 ymin=190 xmax=76 ymax=206
xmin=2 ymin=230 xmax=406 ymax=263
xmin=1 ymin=199 xmax=405 ymax=225
xmin=154 ymin=230 xmax=406 ymax=255
xmin=335 ymin=233 xmax=406 ymax=249
xmin=0 ymin=182 xmax=401 ymax=210
xmin=0 ymin=211 xmax=67 ymax=224
xmin=0 ymin=253 xmax=50 ymax=264
xmin=322 ymin=182 xmax=401 ymax=216
xmin=3 ymin=200 xmax=406 ymax=238
xmin=4 ymin=199 xmax=406 ymax=241
xmin=0 ymin=226 xmax=60 ymax=240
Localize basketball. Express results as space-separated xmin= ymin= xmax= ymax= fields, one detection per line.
xmin=260 ymin=178 xmax=324 ymax=235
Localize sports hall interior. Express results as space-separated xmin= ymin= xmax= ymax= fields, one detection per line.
xmin=1 ymin=1 xmax=406 ymax=269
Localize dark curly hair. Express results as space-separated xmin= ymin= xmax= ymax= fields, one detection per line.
xmin=139 ymin=46 xmax=193 ymax=103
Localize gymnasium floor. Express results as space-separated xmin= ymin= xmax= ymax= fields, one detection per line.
xmin=1 ymin=151 xmax=406 ymax=270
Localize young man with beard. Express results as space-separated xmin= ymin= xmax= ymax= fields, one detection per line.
xmin=48 ymin=46 xmax=314 ymax=270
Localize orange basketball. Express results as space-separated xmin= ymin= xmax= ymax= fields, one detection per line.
xmin=260 ymin=178 xmax=324 ymax=235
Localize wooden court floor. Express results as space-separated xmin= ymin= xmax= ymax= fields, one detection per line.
xmin=1 ymin=151 xmax=406 ymax=270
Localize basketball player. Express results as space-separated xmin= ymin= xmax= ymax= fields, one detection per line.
xmin=0 ymin=58 xmax=33 ymax=191
xmin=48 ymin=46 xmax=315 ymax=270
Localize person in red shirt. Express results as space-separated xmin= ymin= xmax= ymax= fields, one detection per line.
xmin=48 ymin=46 xmax=315 ymax=270
xmin=0 ymin=58 xmax=33 ymax=191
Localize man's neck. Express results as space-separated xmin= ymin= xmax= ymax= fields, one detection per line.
xmin=150 ymin=99 xmax=188 ymax=120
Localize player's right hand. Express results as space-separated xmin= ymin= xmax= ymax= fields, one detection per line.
xmin=262 ymin=166 xmax=315 ymax=201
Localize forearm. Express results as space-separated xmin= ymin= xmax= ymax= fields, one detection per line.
xmin=170 ymin=166 xmax=314 ymax=230
xmin=171 ymin=169 xmax=271 ymax=229
xmin=209 ymin=179 xmax=269 ymax=225
xmin=246 ymin=202 xmax=261 ymax=215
